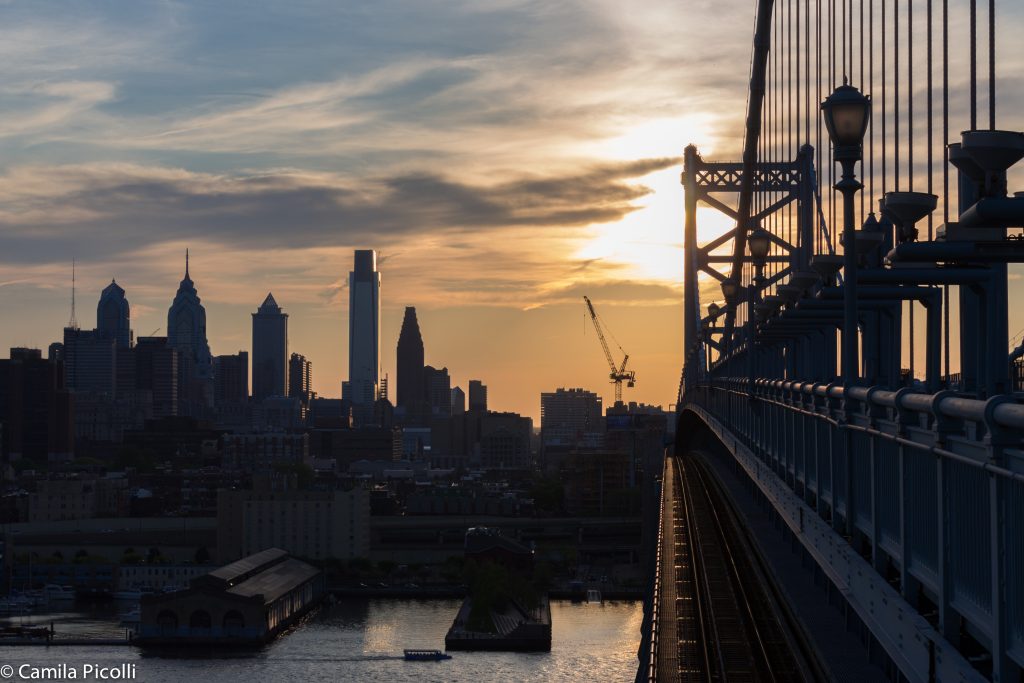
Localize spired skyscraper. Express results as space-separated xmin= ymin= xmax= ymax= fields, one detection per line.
xmin=396 ymin=306 xmax=424 ymax=411
xmin=344 ymin=250 xmax=380 ymax=424
xmin=252 ymin=293 xmax=289 ymax=401
xmin=96 ymin=280 xmax=131 ymax=349
xmin=167 ymin=250 xmax=213 ymax=411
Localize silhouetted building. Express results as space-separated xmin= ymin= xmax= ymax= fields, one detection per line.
xmin=252 ymin=293 xmax=288 ymax=401
xmin=96 ymin=279 xmax=131 ymax=349
xmin=396 ymin=306 xmax=424 ymax=411
xmin=541 ymin=387 xmax=604 ymax=450
xmin=0 ymin=348 xmax=74 ymax=462
xmin=63 ymin=327 xmax=116 ymax=395
xmin=218 ymin=486 xmax=370 ymax=561
xmin=423 ymin=365 xmax=451 ymax=418
xmin=451 ymin=386 xmax=466 ymax=415
xmin=468 ymin=380 xmax=487 ymax=412
xmin=478 ymin=411 xmax=533 ymax=470
xmin=213 ymin=352 xmax=248 ymax=404
xmin=288 ymin=353 xmax=312 ymax=405
xmin=167 ymin=252 xmax=213 ymax=413
xmin=48 ymin=342 xmax=64 ymax=362
xmin=135 ymin=337 xmax=179 ymax=418
xmin=345 ymin=250 xmax=380 ymax=424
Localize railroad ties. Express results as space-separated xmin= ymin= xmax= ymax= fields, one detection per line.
xmin=657 ymin=453 xmax=809 ymax=682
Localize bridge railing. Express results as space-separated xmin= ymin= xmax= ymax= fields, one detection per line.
xmin=682 ymin=378 xmax=1024 ymax=678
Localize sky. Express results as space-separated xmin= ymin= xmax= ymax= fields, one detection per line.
xmin=0 ymin=0 xmax=1021 ymax=421
xmin=0 ymin=0 xmax=758 ymax=421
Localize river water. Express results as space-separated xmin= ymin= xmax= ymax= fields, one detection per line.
xmin=0 ymin=599 xmax=642 ymax=682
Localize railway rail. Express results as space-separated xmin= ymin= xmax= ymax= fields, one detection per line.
xmin=662 ymin=452 xmax=819 ymax=682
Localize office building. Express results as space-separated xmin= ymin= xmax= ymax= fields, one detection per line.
xmin=213 ymin=352 xmax=248 ymax=404
xmin=451 ymin=386 xmax=466 ymax=415
xmin=135 ymin=337 xmax=178 ymax=418
xmin=468 ymin=379 xmax=487 ymax=412
xmin=423 ymin=365 xmax=451 ymax=418
xmin=0 ymin=348 xmax=74 ymax=462
xmin=346 ymin=250 xmax=380 ymax=422
xmin=252 ymin=293 xmax=288 ymax=400
xmin=167 ymin=251 xmax=213 ymax=410
xmin=63 ymin=328 xmax=116 ymax=395
xmin=288 ymin=353 xmax=312 ymax=405
xmin=396 ymin=306 xmax=424 ymax=410
xmin=96 ymin=280 xmax=132 ymax=349
xmin=540 ymin=387 xmax=604 ymax=449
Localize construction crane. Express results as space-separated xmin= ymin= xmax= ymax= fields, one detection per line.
xmin=583 ymin=296 xmax=636 ymax=404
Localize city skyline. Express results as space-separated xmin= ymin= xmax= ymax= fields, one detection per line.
xmin=9 ymin=250 xmax=675 ymax=421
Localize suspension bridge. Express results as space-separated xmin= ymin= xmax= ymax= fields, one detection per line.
xmin=639 ymin=0 xmax=1023 ymax=679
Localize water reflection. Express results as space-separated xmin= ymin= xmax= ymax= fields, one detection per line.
xmin=1 ymin=599 xmax=642 ymax=682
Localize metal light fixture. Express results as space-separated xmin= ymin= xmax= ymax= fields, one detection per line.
xmin=747 ymin=227 xmax=772 ymax=266
xmin=821 ymin=79 xmax=871 ymax=156
xmin=707 ymin=302 xmax=721 ymax=319
xmin=720 ymin=277 xmax=741 ymax=305
xmin=821 ymin=79 xmax=870 ymax=384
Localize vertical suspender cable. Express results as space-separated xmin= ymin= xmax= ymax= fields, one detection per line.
xmin=894 ymin=0 xmax=900 ymax=192
xmin=927 ymin=0 xmax=933 ymax=240
xmin=869 ymin=0 xmax=874 ymax=205
xmin=942 ymin=0 xmax=950 ymax=379
xmin=969 ymin=0 xmax=977 ymax=130
xmin=987 ymin=0 xmax=994 ymax=129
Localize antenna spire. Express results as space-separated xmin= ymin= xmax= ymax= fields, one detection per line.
xmin=68 ymin=258 xmax=78 ymax=329
xmin=185 ymin=248 xmax=190 ymax=278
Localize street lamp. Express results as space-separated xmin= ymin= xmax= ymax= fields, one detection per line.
xmin=822 ymin=79 xmax=870 ymax=384
xmin=747 ymin=226 xmax=772 ymax=286
xmin=720 ymin=277 xmax=741 ymax=306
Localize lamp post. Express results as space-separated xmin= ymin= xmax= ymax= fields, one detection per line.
xmin=822 ymin=80 xmax=870 ymax=383
xmin=746 ymin=227 xmax=771 ymax=394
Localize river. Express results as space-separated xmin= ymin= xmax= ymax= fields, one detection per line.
xmin=0 ymin=598 xmax=643 ymax=682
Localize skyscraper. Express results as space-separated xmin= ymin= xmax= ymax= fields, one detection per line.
xmin=214 ymin=352 xmax=249 ymax=404
xmin=96 ymin=280 xmax=131 ymax=349
xmin=134 ymin=337 xmax=178 ymax=418
xmin=252 ymin=293 xmax=289 ymax=400
xmin=396 ymin=307 xmax=424 ymax=410
xmin=423 ymin=365 xmax=451 ymax=417
xmin=346 ymin=250 xmax=380 ymax=423
xmin=451 ymin=386 xmax=466 ymax=415
xmin=288 ymin=353 xmax=312 ymax=404
xmin=167 ymin=251 xmax=213 ymax=409
xmin=468 ymin=379 xmax=488 ymax=412
xmin=63 ymin=327 xmax=116 ymax=395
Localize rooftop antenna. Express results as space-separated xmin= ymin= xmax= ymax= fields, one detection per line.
xmin=68 ymin=258 xmax=79 ymax=330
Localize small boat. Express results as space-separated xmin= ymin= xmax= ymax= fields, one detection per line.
xmin=403 ymin=649 xmax=452 ymax=661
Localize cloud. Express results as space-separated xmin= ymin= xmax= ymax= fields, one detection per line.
xmin=0 ymin=157 xmax=677 ymax=264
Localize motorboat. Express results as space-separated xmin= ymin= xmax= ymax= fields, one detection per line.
xmin=403 ymin=649 xmax=452 ymax=661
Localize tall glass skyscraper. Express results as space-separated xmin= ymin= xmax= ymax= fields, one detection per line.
xmin=96 ymin=279 xmax=131 ymax=349
xmin=345 ymin=250 xmax=380 ymax=423
xmin=252 ymin=293 xmax=288 ymax=400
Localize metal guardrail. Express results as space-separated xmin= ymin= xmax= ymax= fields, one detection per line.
xmin=641 ymin=461 xmax=665 ymax=682
xmin=680 ymin=377 xmax=1024 ymax=680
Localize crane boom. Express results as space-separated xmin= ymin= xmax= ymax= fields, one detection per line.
xmin=584 ymin=296 xmax=617 ymax=375
xmin=583 ymin=296 xmax=636 ymax=403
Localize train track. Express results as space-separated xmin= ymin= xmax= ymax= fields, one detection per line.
xmin=667 ymin=453 xmax=813 ymax=682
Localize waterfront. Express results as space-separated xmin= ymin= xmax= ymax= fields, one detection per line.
xmin=0 ymin=599 xmax=642 ymax=681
